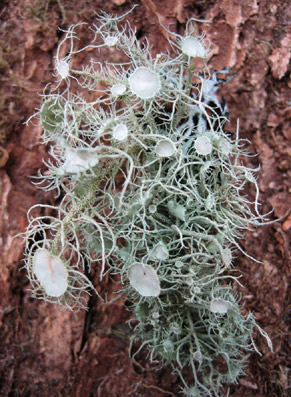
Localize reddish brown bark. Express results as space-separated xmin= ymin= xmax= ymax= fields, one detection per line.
xmin=0 ymin=1 xmax=290 ymax=395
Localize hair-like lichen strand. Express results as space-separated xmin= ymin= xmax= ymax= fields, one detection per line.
xmin=22 ymin=9 xmax=273 ymax=396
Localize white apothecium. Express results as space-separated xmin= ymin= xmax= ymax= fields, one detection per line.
xmin=181 ymin=36 xmax=208 ymax=58
xmin=129 ymin=67 xmax=160 ymax=99
xmin=210 ymin=298 xmax=232 ymax=314
xmin=33 ymin=249 xmax=68 ymax=297
xmin=104 ymin=36 xmax=118 ymax=47
xmin=156 ymin=140 xmax=176 ymax=158
xmin=112 ymin=123 xmax=129 ymax=141
xmin=56 ymin=60 xmax=70 ymax=79
xmin=128 ymin=263 xmax=161 ymax=297
xmin=62 ymin=148 xmax=99 ymax=174
xmin=151 ymin=242 xmax=169 ymax=261
xmin=111 ymin=83 xmax=126 ymax=96
xmin=194 ymin=136 xmax=212 ymax=155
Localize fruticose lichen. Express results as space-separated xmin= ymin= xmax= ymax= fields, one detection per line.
xmin=23 ymin=9 xmax=272 ymax=396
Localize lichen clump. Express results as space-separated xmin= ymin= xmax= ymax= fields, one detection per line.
xmin=23 ymin=9 xmax=272 ymax=396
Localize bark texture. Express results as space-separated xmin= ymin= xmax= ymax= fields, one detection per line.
xmin=0 ymin=1 xmax=290 ymax=396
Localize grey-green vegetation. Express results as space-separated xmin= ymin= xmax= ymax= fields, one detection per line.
xmin=23 ymin=9 xmax=272 ymax=396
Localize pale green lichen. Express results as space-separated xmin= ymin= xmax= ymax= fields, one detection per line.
xmin=22 ymin=8 xmax=273 ymax=396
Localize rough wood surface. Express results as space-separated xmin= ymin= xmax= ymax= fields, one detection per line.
xmin=0 ymin=1 xmax=290 ymax=396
